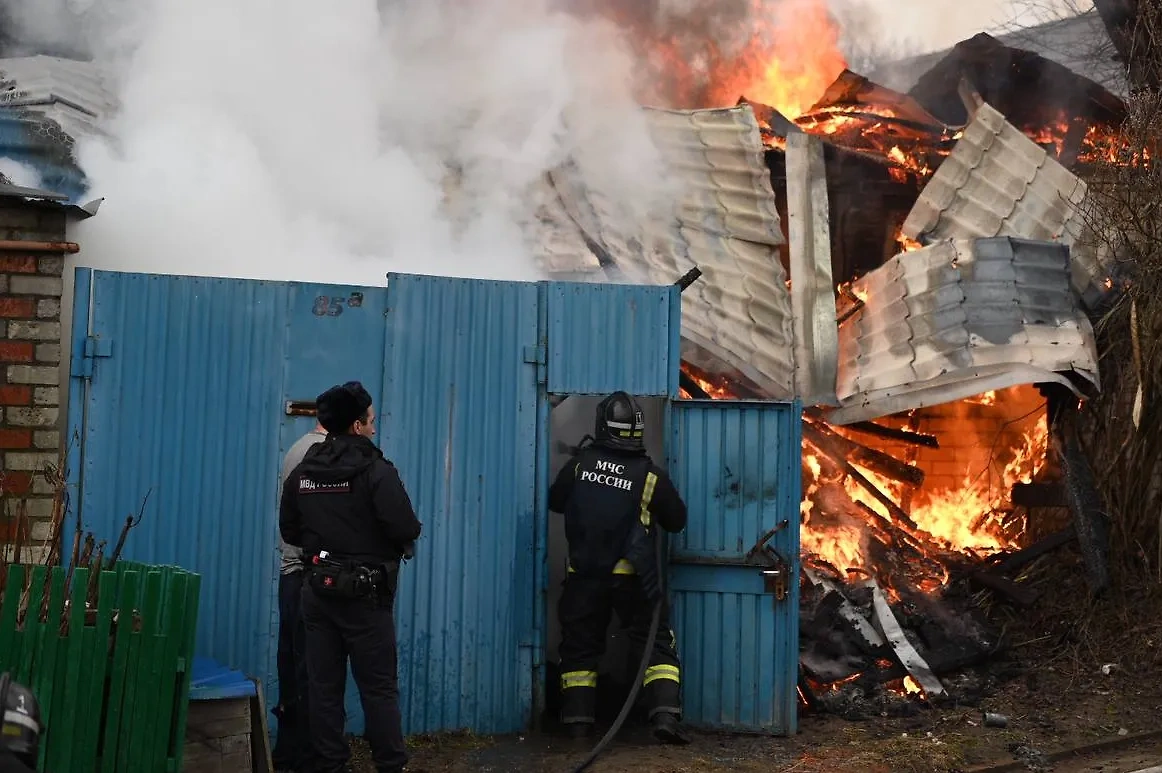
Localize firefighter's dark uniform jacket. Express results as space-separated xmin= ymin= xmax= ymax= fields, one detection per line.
xmin=549 ymin=443 xmax=688 ymax=726
xmin=279 ymin=434 xmax=421 ymax=569
xmin=549 ymin=445 xmax=686 ymax=574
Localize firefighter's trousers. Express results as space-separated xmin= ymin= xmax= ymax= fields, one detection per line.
xmin=558 ymin=573 xmax=681 ymax=726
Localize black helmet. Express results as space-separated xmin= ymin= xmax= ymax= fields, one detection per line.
xmin=594 ymin=391 xmax=645 ymax=452
xmin=0 ymin=673 xmax=40 ymax=767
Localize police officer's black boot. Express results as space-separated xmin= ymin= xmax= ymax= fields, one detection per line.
xmin=650 ymin=712 xmax=691 ymax=746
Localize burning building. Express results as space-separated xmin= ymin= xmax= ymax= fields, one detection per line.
xmin=532 ymin=6 xmax=1128 ymax=705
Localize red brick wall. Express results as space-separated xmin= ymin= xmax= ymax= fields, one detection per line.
xmin=0 ymin=201 xmax=69 ymax=553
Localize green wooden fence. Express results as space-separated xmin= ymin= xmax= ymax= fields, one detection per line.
xmin=0 ymin=561 xmax=201 ymax=772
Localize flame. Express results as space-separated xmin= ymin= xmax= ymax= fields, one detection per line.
xmin=903 ymin=676 xmax=922 ymax=694
xmin=713 ymin=0 xmax=847 ymax=118
xmin=680 ymin=362 xmax=737 ymax=399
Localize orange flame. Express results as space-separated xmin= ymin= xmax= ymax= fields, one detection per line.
xmin=721 ymin=0 xmax=847 ymax=118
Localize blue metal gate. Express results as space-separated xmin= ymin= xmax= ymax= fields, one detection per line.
xmin=381 ymin=274 xmax=541 ymax=734
xmin=667 ymin=400 xmax=802 ymax=735
xmin=66 ymin=268 xmax=390 ymax=733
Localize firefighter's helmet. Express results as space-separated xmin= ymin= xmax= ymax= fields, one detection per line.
xmin=594 ymin=391 xmax=645 ymax=452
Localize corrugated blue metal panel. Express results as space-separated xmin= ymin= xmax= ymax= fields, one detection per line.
xmin=545 ymin=281 xmax=679 ymax=396
xmin=667 ymin=400 xmax=801 ymax=734
xmin=70 ymin=269 xmax=292 ymax=694
xmin=278 ymin=283 xmax=389 ymax=736
xmin=68 ymin=270 xmax=392 ymax=735
xmin=382 ymin=273 xmax=540 ymax=735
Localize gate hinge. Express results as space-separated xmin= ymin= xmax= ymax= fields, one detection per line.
xmin=74 ymin=336 xmax=112 ymax=378
xmin=523 ymin=344 xmax=547 ymax=384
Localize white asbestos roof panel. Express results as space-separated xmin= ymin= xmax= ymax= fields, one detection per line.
xmin=901 ymin=101 xmax=1109 ymax=306
xmin=0 ymin=55 xmax=116 ymax=140
xmin=827 ymin=236 xmax=1099 ymax=424
xmin=544 ymin=105 xmax=796 ymax=398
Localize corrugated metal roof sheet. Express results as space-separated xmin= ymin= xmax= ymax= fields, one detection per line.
xmin=545 ymin=281 xmax=680 ymax=396
xmin=541 ymin=105 xmax=796 ymax=399
xmin=901 ymin=101 xmax=1109 ymax=305
xmin=668 ymin=401 xmax=801 ymax=733
xmin=0 ymin=55 xmax=115 ymax=140
xmin=827 ymin=236 xmax=1099 ymax=425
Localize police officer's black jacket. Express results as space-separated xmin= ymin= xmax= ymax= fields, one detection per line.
xmin=279 ymin=434 xmax=421 ymax=566
xmin=548 ymin=444 xmax=686 ymax=577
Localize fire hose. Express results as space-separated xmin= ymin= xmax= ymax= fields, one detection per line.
xmin=566 ymin=525 xmax=666 ymax=773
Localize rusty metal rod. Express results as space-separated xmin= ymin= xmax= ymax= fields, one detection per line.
xmin=0 ymin=239 xmax=79 ymax=253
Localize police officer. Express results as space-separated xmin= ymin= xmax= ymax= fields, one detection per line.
xmin=0 ymin=673 xmax=40 ymax=772
xmin=549 ymin=391 xmax=690 ymax=745
xmin=280 ymin=382 xmax=422 ymax=773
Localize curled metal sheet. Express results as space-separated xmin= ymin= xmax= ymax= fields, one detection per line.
xmin=827 ymin=236 xmax=1099 ymax=425
xmin=545 ymin=105 xmax=797 ymax=399
xmin=902 ymin=101 xmax=1112 ymax=308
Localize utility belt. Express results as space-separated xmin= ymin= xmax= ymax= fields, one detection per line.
xmin=305 ymin=551 xmax=400 ymax=601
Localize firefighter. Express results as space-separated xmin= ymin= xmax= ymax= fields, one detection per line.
xmin=0 ymin=673 xmax=40 ymax=772
xmin=549 ymin=391 xmax=691 ymax=745
xmin=280 ymin=381 xmax=422 ymax=773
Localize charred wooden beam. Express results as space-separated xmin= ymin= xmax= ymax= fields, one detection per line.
xmin=1053 ymin=423 xmax=1111 ymax=595
xmin=804 ymin=419 xmax=925 ymax=487
xmin=679 ymin=371 xmax=711 ymax=400
xmin=988 ymin=527 xmax=1077 ymax=577
xmin=969 ymin=571 xmax=1040 ymax=607
xmin=843 ymin=421 xmax=939 ymax=449
xmin=1011 ymin=482 xmax=1069 ymax=508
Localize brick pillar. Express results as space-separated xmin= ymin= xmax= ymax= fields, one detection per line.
xmin=0 ymin=202 xmax=69 ymax=556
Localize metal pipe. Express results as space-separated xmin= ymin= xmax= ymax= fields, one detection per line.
xmin=0 ymin=239 xmax=80 ymax=253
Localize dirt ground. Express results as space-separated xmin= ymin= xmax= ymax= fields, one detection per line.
xmin=350 ymin=552 xmax=1162 ymax=773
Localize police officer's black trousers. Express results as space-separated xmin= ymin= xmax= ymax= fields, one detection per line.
xmin=558 ymin=574 xmax=682 ymax=727
xmin=274 ymin=570 xmax=311 ymax=770
xmin=302 ymin=583 xmax=407 ymax=773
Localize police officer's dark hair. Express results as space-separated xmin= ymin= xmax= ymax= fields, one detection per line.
xmin=594 ymin=391 xmax=645 ymax=452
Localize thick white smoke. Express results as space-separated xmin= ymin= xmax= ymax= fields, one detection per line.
xmin=4 ymin=0 xmax=674 ymax=285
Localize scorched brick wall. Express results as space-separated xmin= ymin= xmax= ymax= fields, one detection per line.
xmin=0 ymin=201 xmax=70 ymax=554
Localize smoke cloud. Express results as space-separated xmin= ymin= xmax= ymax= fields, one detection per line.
xmin=0 ymin=0 xmax=675 ymax=286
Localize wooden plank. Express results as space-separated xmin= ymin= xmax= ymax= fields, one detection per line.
xmin=48 ymin=567 xmax=90 ymax=773
xmin=991 ymin=527 xmax=1077 ymax=576
xmin=79 ymin=571 xmax=116 ymax=767
xmin=1011 ymin=482 xmax=1068 ymax=508
xmin=969 ymin=572 xmax=1040 ymax=607
xmin=100 ymin=569 xmax=138 ymax=773
xmin=169 ymin=572 xmax=202 ymax=772
xmin=0 ymin=564 xmax=26 ymax=668
xmin=149 ymin=572 xmax=188 ymax=770
xmin=18 ymin=565 xmax=47 ymax=684
xmin=31 ymin=566 xmax=65 ymax=773
xmin=126 ymin=569 xmax=163 ymax=771
xmin=251 ymin=680 xmax=275 ymax=773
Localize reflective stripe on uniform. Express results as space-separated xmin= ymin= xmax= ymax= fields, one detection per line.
xmin=643 ymin=664 xmax=680 ymax=685
xmin=560 ymin=670 xmax=598 ymax=690
xmin=639 ymin=471 xmax=658 ymax=527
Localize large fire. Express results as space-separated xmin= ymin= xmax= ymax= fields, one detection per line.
xmin=605 ymin=0 xmax=1138 ymax=178
xmin=683 ymin=363 xmax=1049 ymax=593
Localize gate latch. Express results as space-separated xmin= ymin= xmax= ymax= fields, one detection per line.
xmin=746 ymin=519 xmax=791 ymax=602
